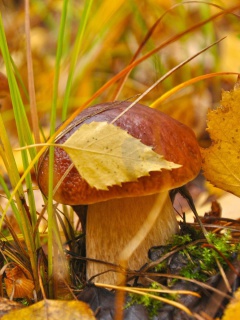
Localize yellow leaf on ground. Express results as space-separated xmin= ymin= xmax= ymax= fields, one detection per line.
xmin=0 ymin=298 xmax=23 ymax=318
xmin=222 ymin=287 xmax=240 ymax=320
xmin=201 ymin=86 xmax=240 ymax=196
xmin=62 ymin=121 xmax=180 ymax=190
xmin=1 ymin=299 xmax=95 ymax=320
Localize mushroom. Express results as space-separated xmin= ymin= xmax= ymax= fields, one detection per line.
xmin=37 ymin=101 xmax=202 ymax=284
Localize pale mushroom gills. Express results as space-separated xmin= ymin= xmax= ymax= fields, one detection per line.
xmin=37 ymin=101 xmax=202 ymax=284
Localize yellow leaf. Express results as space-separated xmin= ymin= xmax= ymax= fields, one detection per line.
xmin=63 ymin=121 xmax=181 ymax=190
xmin=201 ymin=86 xmax=240 ymax=196
xmin=222 ymin=287 xmax=240 ymax=320
xmin=1 ymin=299 xmax=95 ymax=320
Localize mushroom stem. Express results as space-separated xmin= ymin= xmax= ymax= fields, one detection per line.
xmin=86 ymin=191 xmax=179 ymax=284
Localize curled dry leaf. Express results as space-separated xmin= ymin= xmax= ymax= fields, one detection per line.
xmin=201 ymin=86 xmax=240 ymax=196
xmin=4 ymin=265 xmax=34 ymax=300
xmin=63 ymin=121 xmax=180 ymax=190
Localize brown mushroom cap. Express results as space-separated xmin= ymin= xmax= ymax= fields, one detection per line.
xmin=37 ymin=101 xmax=202 ymax=205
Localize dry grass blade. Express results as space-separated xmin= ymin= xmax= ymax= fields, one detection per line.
xmin=151 ymin=72 xmax=240 ymax=108
xmin=112 ymin=3 xmax=177 ymax=100
xmin=45 ymin=3 xmax=240 ymax=143
xmin=1 ymin=216 xmax=28 ymax=259
xmin=24 ymin=0 xmax=40 ymax=145
xmin=111 ymin=37 xmax=225 ymax=124
xmin=134 ymin=272 xmax=232 ymax=299
xmin=142 ymin=239 xmax=206 ymax=272
xmin=96 ymin=282 xmax=200 ymax=297
xmin=112 ymin=0 xmax=239 ymax=101
xmin=202 ymin=261 xmax=240 ymax=318
xmin=216 ymin=258 xmax=231 ymax=292
xmin=96 ymin=282 xmax=195 ymax=316
xmin=193 ymin=313 xmax=213 ymax=320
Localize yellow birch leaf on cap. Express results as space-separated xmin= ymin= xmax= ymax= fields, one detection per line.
xmin=62 ymin=121 xmax=181 ymax=190
xmin=202 ymin=86 xmax=240 ymax=196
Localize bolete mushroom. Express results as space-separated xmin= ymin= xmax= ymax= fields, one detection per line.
xmin=37 ymin=101 xmax=202 ymax=284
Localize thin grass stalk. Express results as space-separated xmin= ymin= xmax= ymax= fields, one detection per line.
xmin=0 ymin=216 xmax=28 ymax=260
xmin=0 ymin=116 xmax=23 ymax=229
xmin=0 ymin=14 xmax=39 ymax=289
xmin=0 ymin=175 xmax=22 ymax=234
xmin=52 ymin=210 xmax=71 ymax=297
xmin=47 ymin=0 xmax=69 ymax=298
xmin=198 ymin=1 xmax=221 ymax=91
xmin=0 ymin=115 xmax=34 ymax=257
xmin=0 ymin=26 xmax=39 ymax=245
xmin=24 ymin=0 xmax=41 ymax=146
xmin=111 ymin=38 xmax=224 ymax=127
xmin=112 ymin=1 xmax=237 ymax=100
xmin=150 ymin=71 xmax=240 ymax=108
xmin=97 ymin=283 xmax=195 ymax=316
xmin=0 ymin=128 xmax=37 ymax=281
xmin=59 ymin=3 xmax=240 ymax=124
xmin=0 ymin=15 xmax=36 ymax=188
xmin=10 ymin=56 xmax=29 ymax=101
xmin=199 ymin=2 xmax=218 ymax=62
xmin=61 ymin=0 xmax=93 ymax=121
xmin=23 ymin=0 xmax=41 ymax=247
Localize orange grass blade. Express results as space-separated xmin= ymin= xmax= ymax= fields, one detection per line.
xmin=112 ymin=1 xmax=240 ymax=101
xmin=150 ymin=72 xmax=240 ymax=108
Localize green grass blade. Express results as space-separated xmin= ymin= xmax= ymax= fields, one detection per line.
xmin=47 ymin=0 xmax=69 ymax=298
xmin=61 ymin=0 xmax=93 ymax=120
xmin=0 ymin=13 xmax=39 ymax=288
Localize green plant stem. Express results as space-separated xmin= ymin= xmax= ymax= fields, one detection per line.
xmin=0 ymin=114 xmax=37 ymax=280
xmin=0 ymin=13 xmax=39 ymax=291
xmin=47 ymin=0 xmax=69 ymax=298
xmin=61 ymin=0 xmax=93 ymax=121
xmin=0 ymin=9 xmax=38 ymax=236
xmin=0 ymin=116 xmax=33 ymax=257
xmin=0 ymin=116 xmax=23 ymax=227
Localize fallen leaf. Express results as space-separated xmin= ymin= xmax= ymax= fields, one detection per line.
xmin=0 ymin=298 xmax=23 ymax=317
xmin=201 ymin=86 xmax=240 ymax=197
xmin=222 ymin=287 xmax=240 ymax=320
xmin=1 ymin=299 xmax=96 ymax=320
xmin=4 ymin=277 xmax=34 ymax=300
xmin=62 ymin=121 xmax=180 ymax=190
xmin=4 ymin=265 xmax=34 ymax=300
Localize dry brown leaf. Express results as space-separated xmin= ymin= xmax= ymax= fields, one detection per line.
xmin=63 ymin=121 xmax=180 ymax=190
xmin=4 ymin=265 xmax=34 ymax=300
xmin=201 ymin=85 xmax=240 ymax=196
